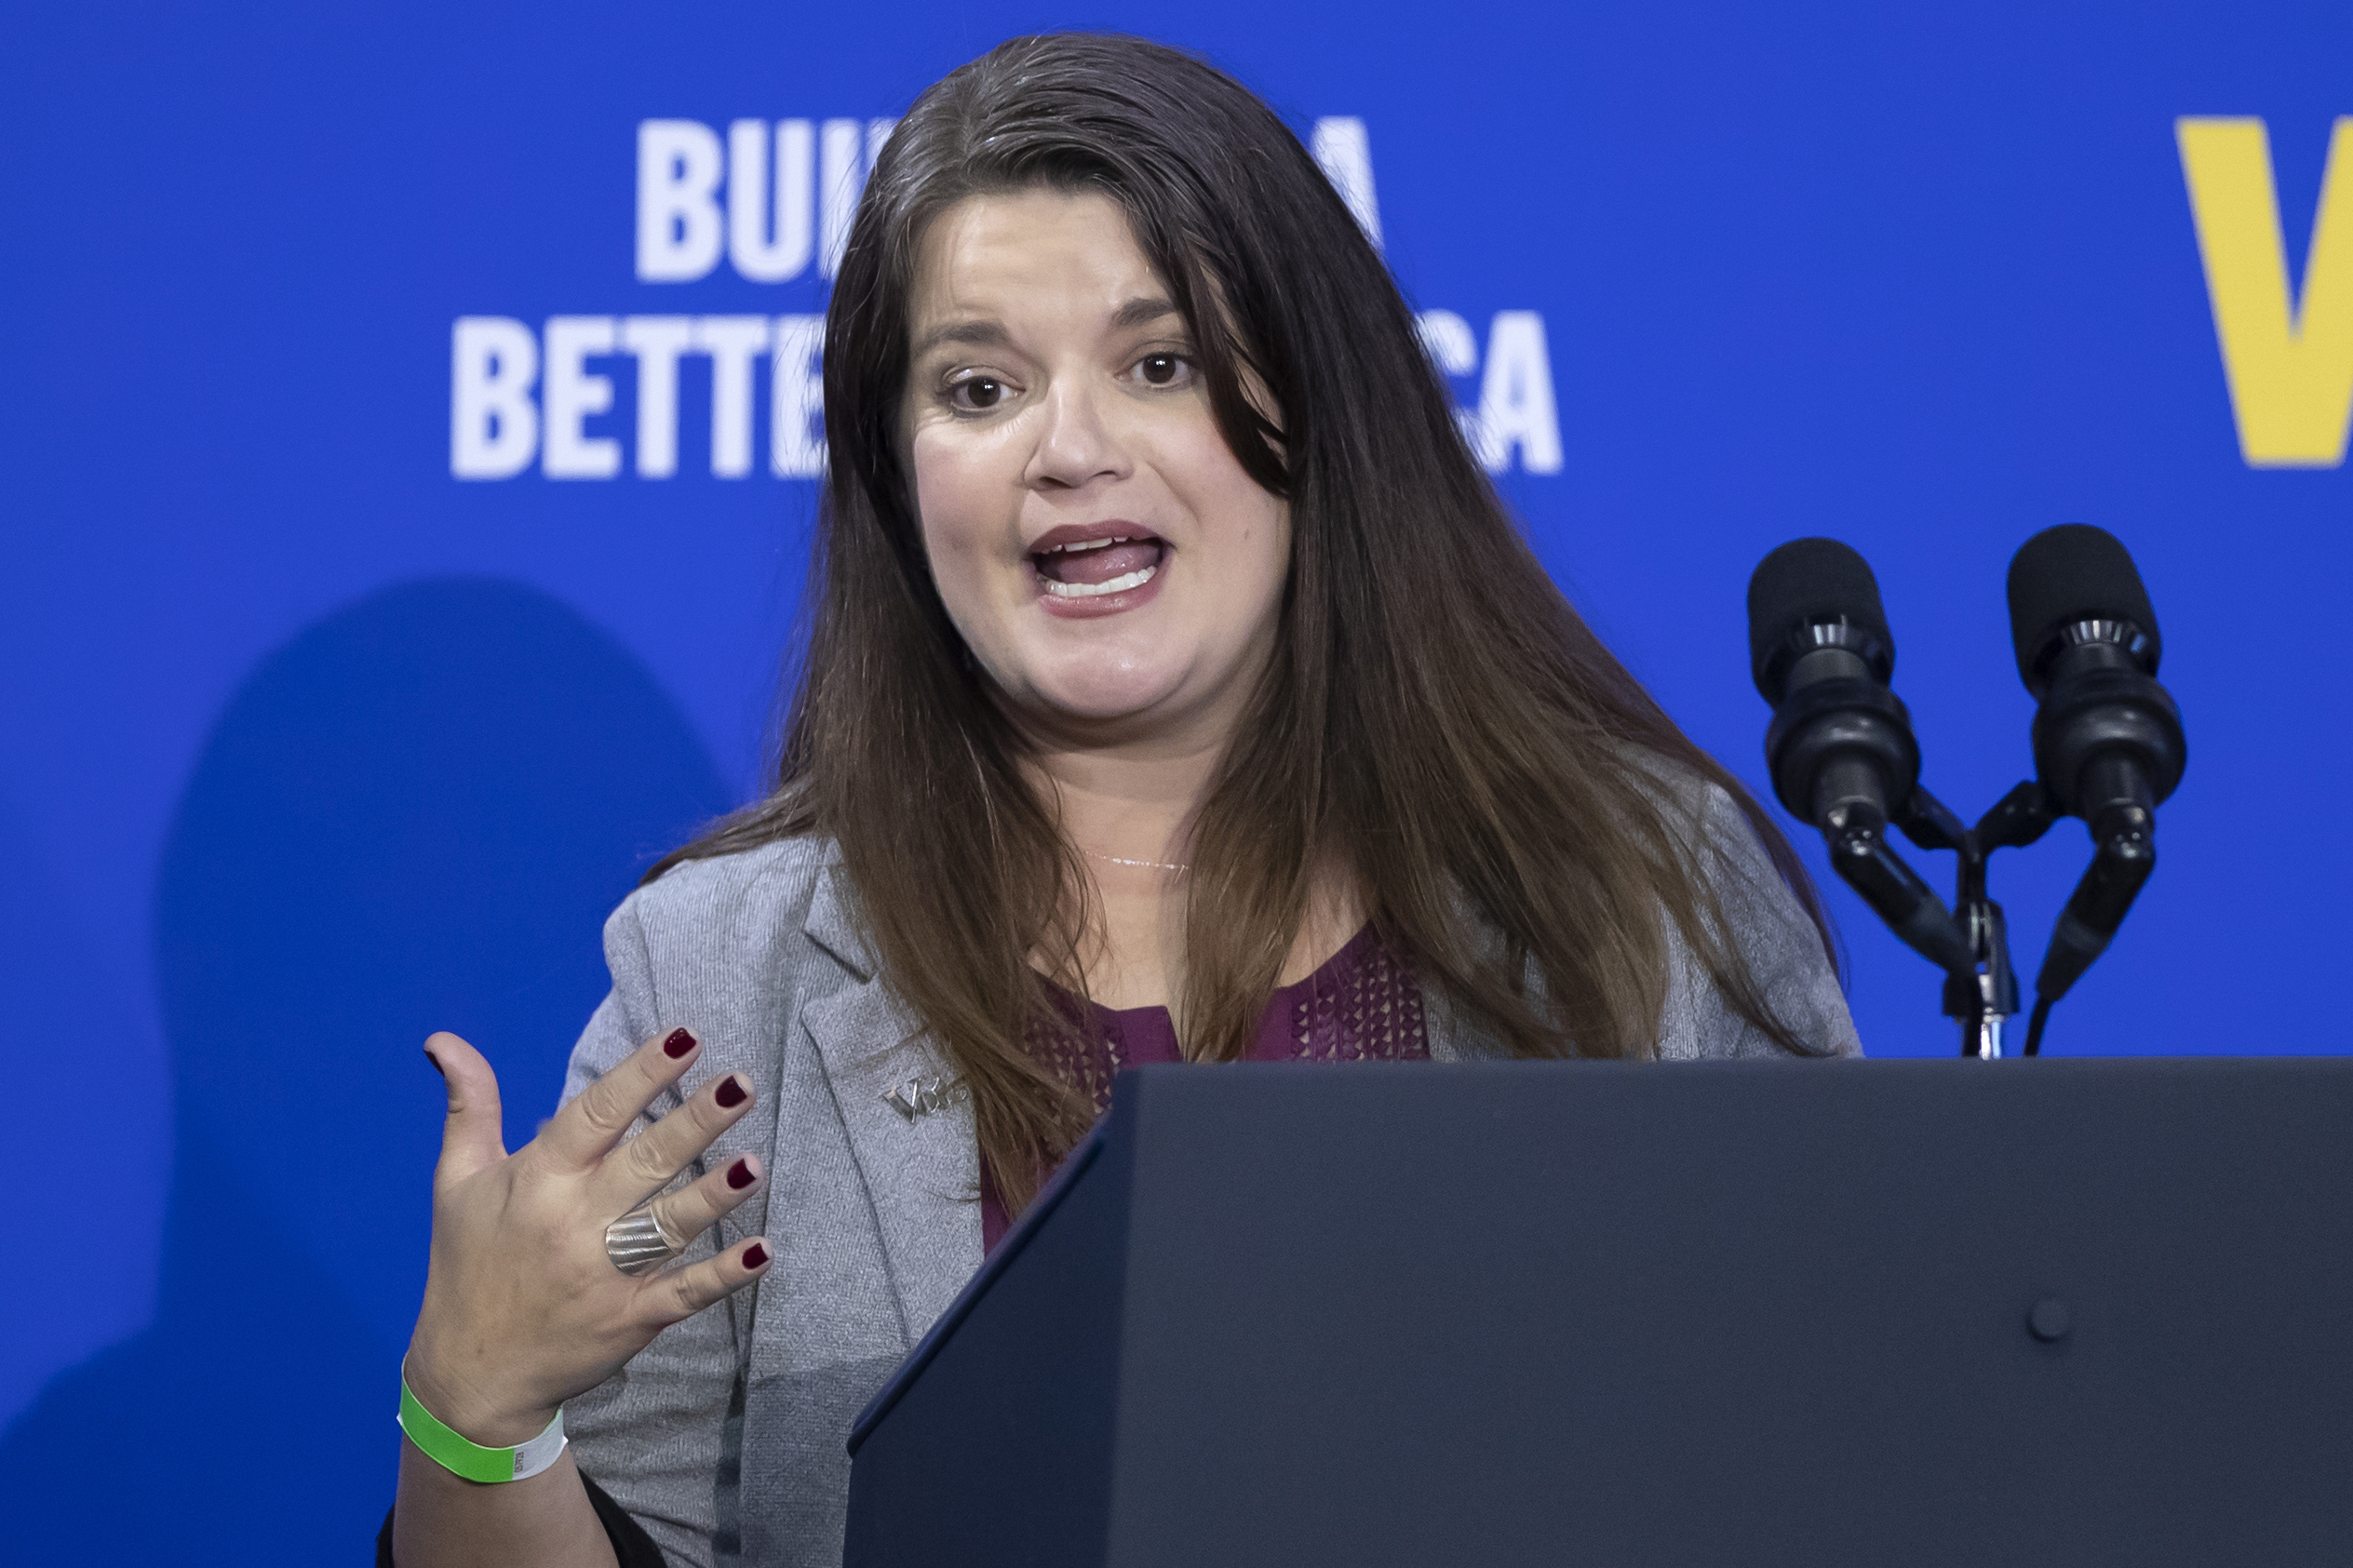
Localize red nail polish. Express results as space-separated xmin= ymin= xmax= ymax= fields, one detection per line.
xmin=715 ymin=1076 xmax=747 ymax=1109
xmin=423 ymin=1050 xmax=444 ymax=1078
xmin=727 ymin=1159 xmax=756 ymax=1190
xmin=663 ymin=1028 xmax=696 ymax=1059
xmin=742 ymin=1241 xmax=769 ymax=1268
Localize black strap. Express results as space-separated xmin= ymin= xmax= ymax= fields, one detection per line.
xmin=376 ymin=1472 xmax=670 ymax=1567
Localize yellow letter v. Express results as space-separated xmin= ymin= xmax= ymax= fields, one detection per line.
xmin=2178 ymin=116 xmax=2353 ymax=467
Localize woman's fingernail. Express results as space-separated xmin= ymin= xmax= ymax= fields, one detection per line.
xmin=715 ymin=1076 xmax=748 ymax=1109
xmin=423 ymin=1049 xmax=445 ymax=1079
xmin=663 ymin=1027 xmax=697 ymax=1059
xmin=727 ymin=1159 xmax=757 ymax=1190
xmin=742 ymin=1241 xmax=769 ymax=1269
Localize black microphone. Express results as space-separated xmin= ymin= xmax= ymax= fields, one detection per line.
xmin=1749 ymin=540 xmax=1974 ymax=975
xmin=2006 ymin=525 xmax=2186 ymax=1050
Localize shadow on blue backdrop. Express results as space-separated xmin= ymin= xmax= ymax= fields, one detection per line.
xmin=0 ymin=577 xmax=734 ymax=1561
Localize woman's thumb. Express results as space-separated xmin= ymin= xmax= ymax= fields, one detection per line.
xmin=424 ymin=1030 xmax=508 ymax=1181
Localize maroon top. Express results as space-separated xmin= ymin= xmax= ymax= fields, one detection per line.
xmin=980 ymin=924 xmax=1430 ymax=1252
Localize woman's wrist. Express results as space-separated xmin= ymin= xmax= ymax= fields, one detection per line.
xmin=402 ymin=1339 xmax=562 ymax=1450
xmin=399 ymin=1376 xmax=570 ymax=1484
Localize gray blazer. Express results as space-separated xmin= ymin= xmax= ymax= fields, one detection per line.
xmin=558 ymin=785 xmax=1861 ymax=1568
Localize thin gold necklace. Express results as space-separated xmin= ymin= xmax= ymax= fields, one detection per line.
xmin=1082 ymin=849 xmax=1191 ymax=875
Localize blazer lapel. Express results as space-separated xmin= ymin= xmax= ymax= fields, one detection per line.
xmin=799 ymin=861 xmax=983 ymax=1343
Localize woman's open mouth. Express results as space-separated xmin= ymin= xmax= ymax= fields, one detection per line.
xmin=1029 ymin=525 xmax=1167 ymax=604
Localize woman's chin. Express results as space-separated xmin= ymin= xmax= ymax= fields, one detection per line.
xmin=1012 ymin=667 xmax=1195 ymax=732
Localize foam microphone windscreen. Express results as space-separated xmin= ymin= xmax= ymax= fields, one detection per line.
xmin=2005 ymin=524 xmax=2161 ymax=684
xmin=1746 ymin=537 xmax=1890 ymax=701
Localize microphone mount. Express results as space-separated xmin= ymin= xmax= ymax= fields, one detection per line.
xmin=1890 ymin=779 xmax=2056 ymax=1058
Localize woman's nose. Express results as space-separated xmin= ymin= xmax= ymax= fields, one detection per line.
xmin=1024 ymin=381 xmax=1129 ymax=490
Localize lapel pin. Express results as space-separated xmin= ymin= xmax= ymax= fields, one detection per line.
xmin=882 ymin=1076 xmax=966 ymax=1120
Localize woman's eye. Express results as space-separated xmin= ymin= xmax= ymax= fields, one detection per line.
xmin=1135 ymin=353 xmax=1192 ymax=388
xmin=950 ymin=376 xmax=1006 ymax=411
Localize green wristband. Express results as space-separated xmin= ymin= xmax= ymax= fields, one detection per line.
xmin=398 ymin=1375 xmax=568 ymax=1483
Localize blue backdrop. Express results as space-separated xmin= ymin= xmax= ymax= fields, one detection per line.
xmin=2 ymin=1 xmax=2343 ymax=1557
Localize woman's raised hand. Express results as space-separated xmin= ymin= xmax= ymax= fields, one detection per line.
xmin=402 ymin=1026 xmax=772 ymax=1447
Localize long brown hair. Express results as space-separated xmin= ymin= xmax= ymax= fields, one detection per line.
xmin=656 ymin=33 xmax=1838 ymax=1210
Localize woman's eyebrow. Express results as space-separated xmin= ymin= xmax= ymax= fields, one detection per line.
xmin=911 ymin=298 xmax=1179 ymax=358
xmin=1110 ymin=296 xmax=1180 ymax=330
xmin=911 ymin=318 xmax=1011 ymax=356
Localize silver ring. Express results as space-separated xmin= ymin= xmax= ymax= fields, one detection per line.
xmin=603 ymin=1202 xmax=687 ymax=1277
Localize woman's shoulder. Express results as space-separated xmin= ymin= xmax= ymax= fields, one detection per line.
xmin=1601 ymin=744 xmax=1775 ymax=890
xmin=1612 ymin=746 xmax=1863 ymax=1059
xmin=1608 ymin=741 xmax=1742 ymax=825
xmin=587 ymin=834 xmax=863 ymax=1052
xmin=609 ymin=833 xmax=837 ymax=949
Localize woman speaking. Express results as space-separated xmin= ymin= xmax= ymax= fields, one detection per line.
xmin=389 ymin=31 xmax=1859 ymax=1568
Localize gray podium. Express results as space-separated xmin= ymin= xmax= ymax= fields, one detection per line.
xmin=843 ymin=1059 xmax=2353 ymax=1566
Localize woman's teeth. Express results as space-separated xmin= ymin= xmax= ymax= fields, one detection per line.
xmin=1042 ymin=564 xmax=1157 ymax=597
